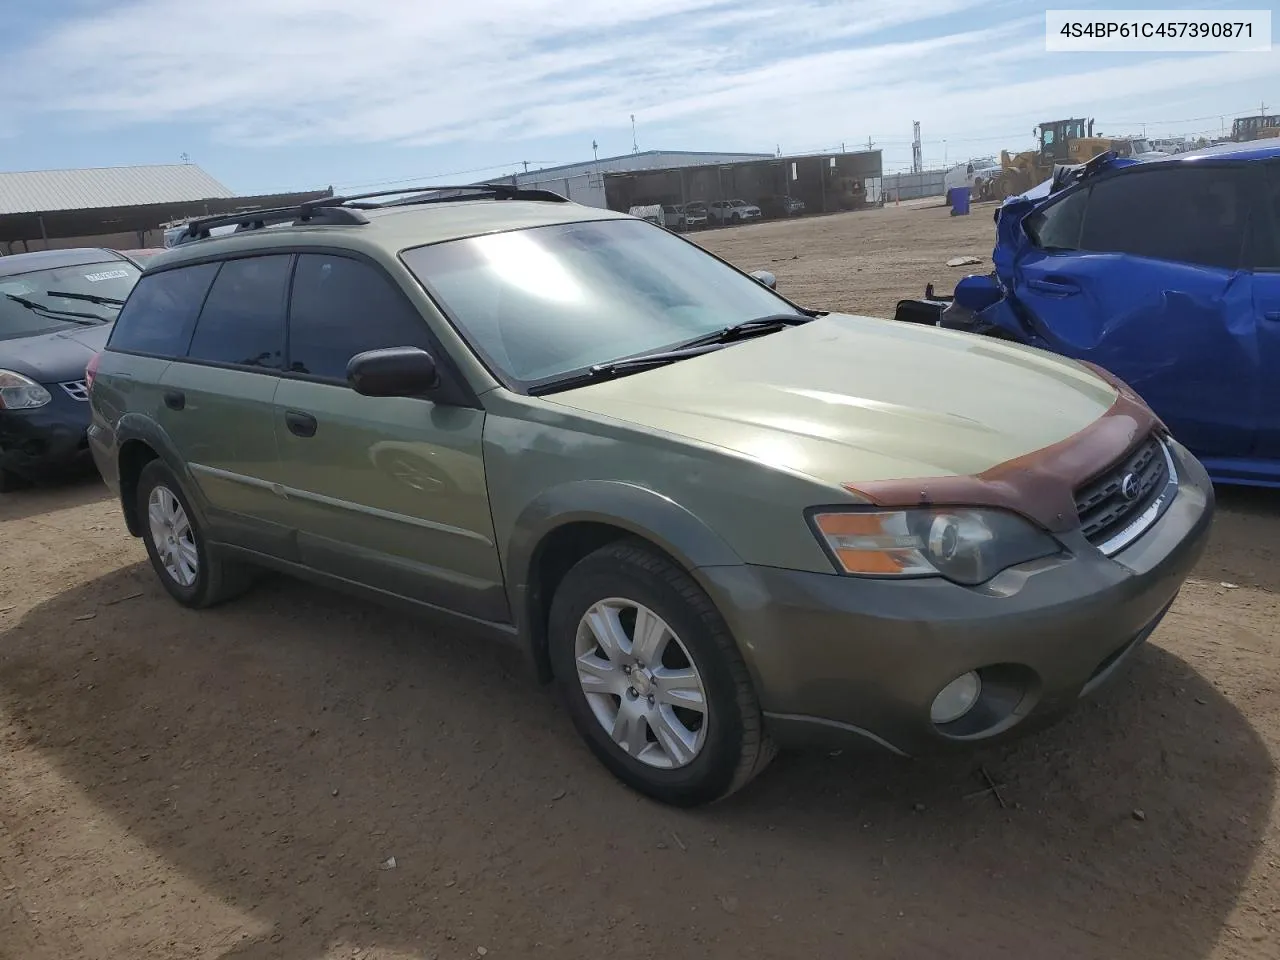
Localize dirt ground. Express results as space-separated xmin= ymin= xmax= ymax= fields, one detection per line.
xmin=2 ymin=201 xmax=1279 ymax=960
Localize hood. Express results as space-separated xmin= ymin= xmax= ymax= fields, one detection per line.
xmin=0 ymin=325 xmax=111 ymax=383
xmin=544 ymin=314 xmax=1117 ymax=486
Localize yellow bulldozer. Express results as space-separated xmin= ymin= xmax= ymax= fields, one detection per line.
xmin=990 ymin=118 xmax=1136 ymax=200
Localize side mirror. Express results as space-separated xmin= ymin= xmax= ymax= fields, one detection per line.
xmin=347 ymin=346 xmax=440 ymax=397
xmin=750 ymin=269 xmax=777 ymax=290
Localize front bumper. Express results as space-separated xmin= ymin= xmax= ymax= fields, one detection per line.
xmin=0 ymin=388 xmax=95 ymax=481
xmin=698 ymin=440 xmax=1214 ymax=756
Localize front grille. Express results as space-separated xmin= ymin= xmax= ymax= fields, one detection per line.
xmin=58 ymin=379 xmax=89 ymax=402
xmin=1074 ymin=436 xmax=1171 ymax=550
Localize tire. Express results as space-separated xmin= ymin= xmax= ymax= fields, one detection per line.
xmin=136 ymin=460 xmax=252 ymax=608
xmin=0 ymin=467 xmax=31 ymax=493
xmin=548 ymin=540 xmax=774 ymax=806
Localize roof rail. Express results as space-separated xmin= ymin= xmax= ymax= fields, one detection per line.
xmin=174 ymin=204 xmax=368 ymax=245
xmin=171 ymin=182 xmax=567 ymax=246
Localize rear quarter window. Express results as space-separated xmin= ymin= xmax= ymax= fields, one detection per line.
xmin=107 ymin=262 xmax=219 ymax=357
xmin=1025 ymin=187 xmax=1089 ymax=250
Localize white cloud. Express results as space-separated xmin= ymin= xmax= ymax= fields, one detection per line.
xmin=9 ymin=0 xmax=1280 ymax=158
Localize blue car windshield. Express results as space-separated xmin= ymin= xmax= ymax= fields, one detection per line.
xmin=0 ymin=261 xmax=140 ymax=339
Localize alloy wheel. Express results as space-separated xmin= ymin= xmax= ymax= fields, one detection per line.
xmin=147 ymin=485 xmax=198 ymax=587
xmin=574 ymin=598 xmax=708 ymax=769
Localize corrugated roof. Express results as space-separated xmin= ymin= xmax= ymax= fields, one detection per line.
xmin=0 ymin=164 xmax=235 ymax=216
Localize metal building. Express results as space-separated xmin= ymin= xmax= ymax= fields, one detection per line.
xmin=484 ymin=150 xmax=774 ymax=208
xmin=602 ymin=149 xmax=884 ymax=218
xmin=0 ymin=163 xmax=330 ymax=254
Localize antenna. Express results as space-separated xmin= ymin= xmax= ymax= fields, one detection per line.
xmin=592 ymin=140 xmax=598 ymax=161
xmin=179 ymin=152 xmax=191 ymax=164
xmin=631 ymin=115 xmax=638 ymax=154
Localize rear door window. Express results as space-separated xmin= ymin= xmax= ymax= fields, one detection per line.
xmin=286 ymin=254 xmax=432 ymax=382
xmin=107 ymin=262 xmax=219 ymax=357
xmin=1080 ymin=165 xmax=1249 ymax=270
xmin=186 ymin=255 xmax=291 ymax=369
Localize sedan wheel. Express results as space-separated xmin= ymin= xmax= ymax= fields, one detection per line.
xmin=575 ymin=598 xmax=708 ymax=768
xmin=147 ymin=485 xmax=199 ymax=587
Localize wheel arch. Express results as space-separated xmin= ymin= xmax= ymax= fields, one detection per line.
xmin=504 ymin=481 xmax=744 ymax=683
xmin=114 ymin=415 xmax=208 ymax=537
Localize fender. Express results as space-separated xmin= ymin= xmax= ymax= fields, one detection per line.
xmin=113 ymin=413 xmax=212 ymax=536
xmin=504 ymin=480 xmax=745 ymax=676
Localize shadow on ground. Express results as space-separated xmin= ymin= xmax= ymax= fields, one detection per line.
xmin=1 ymin=566 xmax=1273 ymax=959
xmin=1198 ymin=484 xmax=1280 ymax=593
xmin=0 ymin=472 xmax=109 ymax=524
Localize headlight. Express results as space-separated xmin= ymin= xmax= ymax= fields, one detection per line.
xmin=0 ymin=370 xmax=52 ymax=410
xmin=811 ymin=508 xmax=1059 ymax=585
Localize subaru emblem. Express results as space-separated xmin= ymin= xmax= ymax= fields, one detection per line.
xmin=1120 ymin=473 xmax=1140 ymax=501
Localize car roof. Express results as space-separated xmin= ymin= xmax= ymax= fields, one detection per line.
xmin=0 ymin=247 xmax=127 ymax=278
xmin=154 ymin=198 xmax=632 ymax=269
xmin=1154 ymin=140 xmax=1280 ymax=163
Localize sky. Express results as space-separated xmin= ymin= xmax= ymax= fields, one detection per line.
xmin=3 ymin=0 xmax=1278 ymax=194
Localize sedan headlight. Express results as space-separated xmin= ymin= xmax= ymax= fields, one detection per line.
xmin=0 ymin=370 xmax=52 ymax=410
xmin=811 ymin=508 xmax=1059 ymax=585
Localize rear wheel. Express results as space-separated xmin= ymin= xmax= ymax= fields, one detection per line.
xmin=0 ymin=467 xmax=30 ymax=493
xmin=548 ymin=541 xmax=774 ymax=806
xmin=137 ymin=460 xmax=252 ymax=608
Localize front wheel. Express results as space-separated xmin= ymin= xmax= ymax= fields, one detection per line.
xmin=548 ymin=541 xmax=774 ymax=806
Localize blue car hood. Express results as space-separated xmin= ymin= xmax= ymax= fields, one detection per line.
xmin=0 ymin=324 xmax=111 ymax=383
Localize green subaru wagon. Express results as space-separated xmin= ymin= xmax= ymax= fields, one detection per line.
xmin=87 ymin=186 xmax=1214 ymax=806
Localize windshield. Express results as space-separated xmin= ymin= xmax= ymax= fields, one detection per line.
xmin=0 ymin=260 xmax=140 ymax=339
xmin=401 ymin=219 xmax=798 ymax=387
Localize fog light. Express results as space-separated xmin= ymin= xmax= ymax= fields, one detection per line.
xmin=930 ymin=671 xmax=981 ymax=724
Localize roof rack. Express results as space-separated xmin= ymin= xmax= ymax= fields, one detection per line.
xmin=172 ymin=182 xmax=568 ymax=246
xmin=174 ymin=204 xmax=367 ymax=244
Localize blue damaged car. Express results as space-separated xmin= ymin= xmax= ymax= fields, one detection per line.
xmin=895 ymin=141 xmax=1280 ymax=488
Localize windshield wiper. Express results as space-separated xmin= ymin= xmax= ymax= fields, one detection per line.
xmin=669 ymin=312 xmax=813 ymax=350
xmin=4 ymin=293 xmax=106 ymax=326
xmin=527 ymin=344 xmax=723 ymax=396
xmin=45 ymin=290 xmax=125 ymax=307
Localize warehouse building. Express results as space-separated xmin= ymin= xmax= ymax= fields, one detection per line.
xmin=482 ymin=149 xmax=774 ymax=208
xmin=600 ymin=149 xmax=883 ymax=217
xmin=0 ymin=163 xmax=331 ymax=255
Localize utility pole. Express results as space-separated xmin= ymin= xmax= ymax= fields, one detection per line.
xmin=522 ymin=160 xmax=529 ymax=173
xmin=631 ymin=115 xmax=638 ymax=154
xmin=866 ymin=136 xmax=874 ymax=152
xmin=911 ymin=121 xmax=922 ymax=174
xmin=592 ymin=140 xmax=598 ymax=162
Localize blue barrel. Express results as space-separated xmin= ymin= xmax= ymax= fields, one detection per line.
xmin=950 ymin=186 xmax=972 ymax=216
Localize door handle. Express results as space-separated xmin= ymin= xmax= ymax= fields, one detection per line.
xmin=1027 ymin=277 xmax=1080 ymax=296
xmin=163 ymin=390 xmax=185 ymax=410
xmin=284 ymin=410 xmax=318 ymax=438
